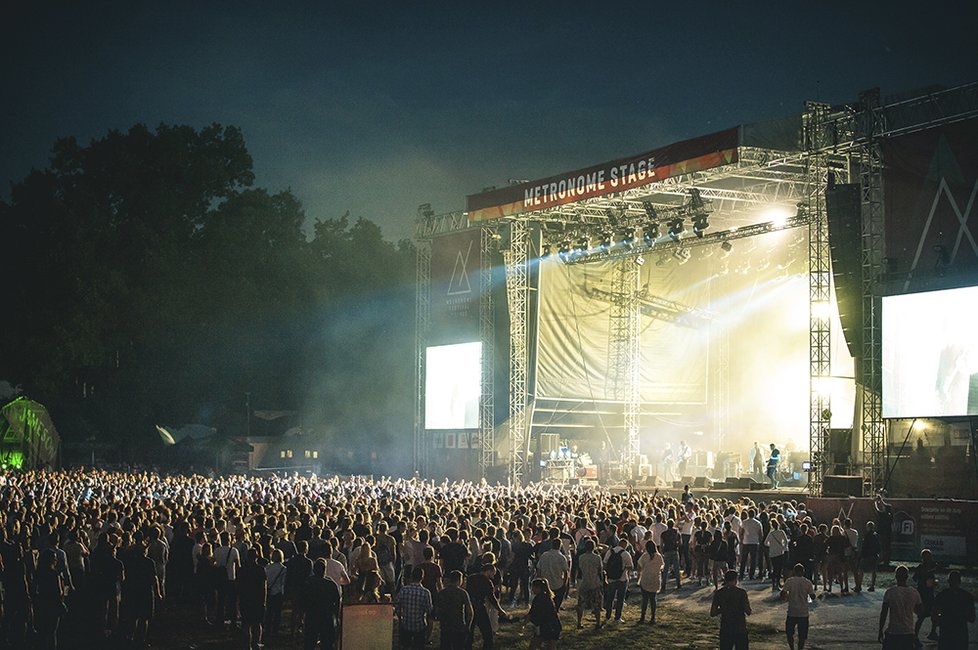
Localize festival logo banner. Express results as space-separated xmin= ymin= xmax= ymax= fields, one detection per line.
xmin=466 ymin=128 xmax=739 ymax=221
xmin=883 ymin=117 xmax=978 ymax=293
xmin=429 ymin=230 xmax=482 ymax=344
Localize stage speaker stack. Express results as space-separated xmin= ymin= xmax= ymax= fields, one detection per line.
xmin=693 ymin=476 xmax=714 ymax=489
xmin=826 ymin=180 xmax=863 ymax=358
xmin=644 ymin=476 xmax=667 ymax=487
xmin=823 ymin=474 xmax=864 ymax=497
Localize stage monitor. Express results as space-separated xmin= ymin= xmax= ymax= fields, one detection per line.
xmin=424 ymin=342 xmax=481 ymax=430
xmin=883 ymin=286 xmax=978 ymax=418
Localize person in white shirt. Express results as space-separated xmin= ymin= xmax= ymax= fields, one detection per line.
xmin=739 ymin=509 xmax=763 ymax=581
xmin=765 ymin=520 xmax=790 ymax=590
xmin=636 ymin=541 xmax=664 ymax=625
xmin=781 ymin=563 xmax=816 ymax=650
xmin=651 ymin=514 xmax=667 ymax=548
xmin=264 ymin=549 xmax=288 ymax=636
xmin=879 ymin=565 xmax=922 ymax=648
xmin=213 ymin=531 xmax=240 ymax=625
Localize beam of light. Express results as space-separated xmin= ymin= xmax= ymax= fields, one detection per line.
xmin=762 ymin=205 xmax=793 ymax=228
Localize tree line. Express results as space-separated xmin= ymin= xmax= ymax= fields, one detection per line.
xmin=0 ymin=123 xmax=417 ymax=468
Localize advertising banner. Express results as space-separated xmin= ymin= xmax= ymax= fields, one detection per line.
xmin=807 ymin=497 xmax=978 ymax=564
xmin=466 ymin=128 xmax=739 ymax=221
xmin=341 ymin=603 xmax=393 ymax=650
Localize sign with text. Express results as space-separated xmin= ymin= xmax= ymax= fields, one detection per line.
xmin=341 ymin=603 xmax=393 ymax=650
xmin=466 ymin=128 xmax=739 ymax=220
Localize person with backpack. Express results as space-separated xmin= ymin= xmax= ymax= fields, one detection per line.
xmin=602 ymin=537 xmax=633 ymax=623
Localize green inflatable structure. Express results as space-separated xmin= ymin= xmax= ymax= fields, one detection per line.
xmin=0 ymin=397 xmax=61 ymax=470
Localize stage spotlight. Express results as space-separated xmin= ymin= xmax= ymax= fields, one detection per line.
xmin=763 ymin=205 xmax=792 ymax=228
xmin=668 ymin=217 xmax=685 ymax=240
xmin=642 ymin=201 xmax=658 ymax=221
xmin=599 ymin=231 xmax=613 ymax=250
xmin=542 ymin=243 xmax=553 ymax=257
xmin=692 ymin=214 xmax=710 ymax=238
xmin=674 ymin=248 xmax=691 ymax=265
xmin=688 ymin=187 xmax=707 ymax=212
xmin=619 ymin=227 xmax=638 ymax=249
xmin=643 ymin=222 xmax=660 ymax=245
xmin=578 ymin=235 xmax=592 ymax=252
xmin=720 ymin=240 xmax=733 ymax=258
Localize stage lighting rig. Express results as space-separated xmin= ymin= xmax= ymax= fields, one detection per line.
xmin=599 ymin=231 xmax=613 ymax=250
xmin=692 ymin=214 xmax=710 ymax=238
xmin=668 ymin=217 xmax=685 ymax=240
xmin=643 ymin=222 xmax=660 ymax=246
xmin=578 ymin=235 xmax=592 ymax=252
xmin=542 ymin=243 xmax=553 ymax=257
xmin=642 ymin=200 xmax=658 ymax=221
xmin=619 ymin=227 xmax=638 ymax=249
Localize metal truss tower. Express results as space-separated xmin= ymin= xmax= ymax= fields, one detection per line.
xmin=805 ymin=102 xmax=832 ymax=497
xmin=608 ymin=258 xmax=642 ymax=472
xmin=858 ymin=89 xmax=886 ymax=493
xmin=413 ymin=239 xmax=431 ymax=477
xmin=479 ymin=226 xmax=496 ymax=478
xmin=503 ymin=219 xmax=530 ymax=485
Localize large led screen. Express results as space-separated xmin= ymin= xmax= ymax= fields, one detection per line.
xmin=883 ymin=286 xmax=978 ymax=418
xmin=424 ymin=342 xmax=481 ymax=430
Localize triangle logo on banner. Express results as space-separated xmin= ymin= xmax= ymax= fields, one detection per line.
xmin=448 ymin=240 xmax=474 ymax=296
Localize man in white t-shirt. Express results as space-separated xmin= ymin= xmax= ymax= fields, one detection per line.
xmin=781 ymin=563 xmax=816 ymax=650
xmin=879 ymin=565 xmax=922 ymax=648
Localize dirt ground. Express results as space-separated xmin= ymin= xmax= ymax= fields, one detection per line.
xmin=137 ymin=571 xmax=977 ymax=649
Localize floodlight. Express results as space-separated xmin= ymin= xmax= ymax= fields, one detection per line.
xmin=668 ymin=217 xmax=685 ymax=240
xmin=643 ymin=222 xmax=660 ymax=245
xmin=642 ymin=201 xmax=658 ymax=221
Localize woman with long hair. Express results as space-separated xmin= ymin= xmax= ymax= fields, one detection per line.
xmin=637 ymin=540 xmax=664 ymax=625
xmin=527 ymin=577 xmax=561 ymax=649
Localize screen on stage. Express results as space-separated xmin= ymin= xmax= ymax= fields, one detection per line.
xmin=425 ymin=342 xmax=481 ymax=430
xmin=883 ymin=286 xmax=978 ymax=418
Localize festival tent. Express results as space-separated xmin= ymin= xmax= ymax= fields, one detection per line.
xmin=0 ymin=396 xmax=61 ymax=469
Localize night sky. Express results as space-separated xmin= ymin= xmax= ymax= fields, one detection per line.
xmin=3 ymin=2 xmax=975 ymax=241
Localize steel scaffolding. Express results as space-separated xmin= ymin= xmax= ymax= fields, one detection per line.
xmin=503 ymin=219 xmax=530 ymax=485
xmin=805 ymin=102 xmax=832 ymax=497
xmin=413 ymin=239 xmax=431 ymax=476
xmin=858 ymin=89 xmax=886 ymax=493
xmin=479 ymin=226 xmax=496 ymax=478
xmin=608 ymin=258 xmax=642 ymax=472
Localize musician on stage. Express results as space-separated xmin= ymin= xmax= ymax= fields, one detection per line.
xmin=677 ymin=441 xmax=691 ymax=479
xmin=749 ymin=442 xmax=764 ymax=480
xmin=662 ymin=444 xmax=674 ymax=482
xmin=766 ymin=443 xmax=781 ymax=488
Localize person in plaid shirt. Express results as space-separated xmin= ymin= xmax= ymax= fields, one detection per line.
xmin=395 ymin=566 xmax=433 ymax=649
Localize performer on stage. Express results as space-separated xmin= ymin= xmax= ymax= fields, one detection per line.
xmin=677 ymin=441 xmax=691 ymax=479
xmin=749 ymin=442 xmax=764 ymax=479
xmin=662 ymin=444 xmax=674 ymax=482
xmin=766 ymin=443 xmax=781 ymax=488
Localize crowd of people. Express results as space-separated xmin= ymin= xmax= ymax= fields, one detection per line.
xmin=0 ymin=469 xmax=973 ymax=650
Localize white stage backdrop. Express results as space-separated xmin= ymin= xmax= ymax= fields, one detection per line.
xmin=537 ymin=257 xmax=712 ymax=404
